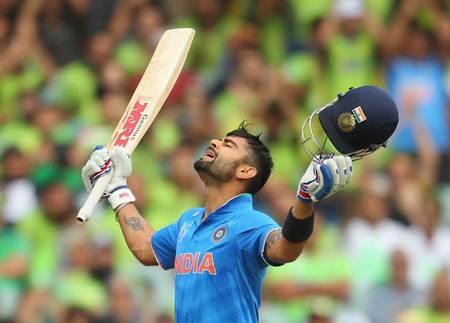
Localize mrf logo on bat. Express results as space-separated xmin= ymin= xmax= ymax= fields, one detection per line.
xmin=113 ymin=100 xmax=149 ymax=147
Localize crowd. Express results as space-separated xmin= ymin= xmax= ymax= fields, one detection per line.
xmin=0 ymin=0 xmax=449 ymax=322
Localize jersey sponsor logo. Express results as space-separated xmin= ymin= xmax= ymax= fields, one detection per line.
xmin=212 ymin=225 xmax=227 ymax=242
xmin=174 ymin=252 xmax=216 ymax=275
xmin=114 ymin=100 xmax=148 ymax=147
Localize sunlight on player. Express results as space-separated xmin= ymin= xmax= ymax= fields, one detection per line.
xmin=81 ymin=85 xmax=398 ymax=322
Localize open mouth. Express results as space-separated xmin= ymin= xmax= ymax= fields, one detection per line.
xmin=203 ymin=147 xmax=216 ymax=160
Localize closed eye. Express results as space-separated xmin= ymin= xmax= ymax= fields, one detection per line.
xmin=223 ymin=138 xmax=237 ymax=148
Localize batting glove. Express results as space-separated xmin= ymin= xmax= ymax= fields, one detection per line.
xmin=81 ymin=146 xmax=136 ymax=211
xmin=297 ymin=155 xmax=352 ymax=203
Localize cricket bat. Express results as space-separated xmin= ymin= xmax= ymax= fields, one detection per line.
xmin=76 ymin=28 xmax=195 ymax=223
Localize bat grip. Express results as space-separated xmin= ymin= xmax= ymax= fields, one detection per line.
xmin=76 ymin=172 xmax=113 ymax=223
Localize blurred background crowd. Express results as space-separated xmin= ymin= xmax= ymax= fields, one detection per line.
xmin=0 ymin=0 xmax=449 ymax=322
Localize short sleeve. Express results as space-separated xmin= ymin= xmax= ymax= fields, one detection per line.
xmin=151 ymin=223 xmax=178 ymax=270
xmin=237 ymin=223 xmax=280 ymax=269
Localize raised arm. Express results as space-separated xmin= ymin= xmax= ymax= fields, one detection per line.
xmin=81 ymin=147 xmax=158 ymax=266
xmin=264 ymin=155 xmax=352 ymax=265
xmin=264 ymin=201 xmax=313 ymax=264
xmin=115 ymin=203 xmax=157 ymax=265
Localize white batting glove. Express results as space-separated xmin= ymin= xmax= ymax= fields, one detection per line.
xmin=81 ymin=146 xmax=136 ymax=211
xmin=297 ymin=155 xmax=352 ymax=203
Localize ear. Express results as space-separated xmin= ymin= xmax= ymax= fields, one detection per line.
xmin=235 ymin=164 xmax=257 ymax=180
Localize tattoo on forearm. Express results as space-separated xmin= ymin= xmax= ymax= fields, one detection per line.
xmin=266 ymin=229 xmax=282 ymax=249
xmin=124 ymin=216 xmax=144 ymax=231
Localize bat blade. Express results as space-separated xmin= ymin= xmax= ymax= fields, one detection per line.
xmin=76 ymin=28 xmax=195 ymax=223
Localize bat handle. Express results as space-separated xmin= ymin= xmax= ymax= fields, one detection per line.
xmin=76 ymin=172 xmax=113 ymax=223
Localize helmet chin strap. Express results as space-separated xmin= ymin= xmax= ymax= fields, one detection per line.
xmin=301 ymin=101 xmax=386 ymax=161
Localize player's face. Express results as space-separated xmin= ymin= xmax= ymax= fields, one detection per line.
xmin=194 ymin=136 xmax=250 ymax=182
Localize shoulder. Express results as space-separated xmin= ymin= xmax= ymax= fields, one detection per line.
xmin=180 ymin=207 xmax=203 ymax=218
xmin=233 ymin=209 xmax=279 ymax=233
xmin=176 ymin=207 xmax=203 ymax=225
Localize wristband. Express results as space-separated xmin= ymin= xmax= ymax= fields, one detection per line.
xmin=108 ymin=186 xmax=136 ymax=211
xmin=281 ymin=207 xmax=314 ymax=243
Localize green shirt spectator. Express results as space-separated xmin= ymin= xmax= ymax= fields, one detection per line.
xmin=176 ymin=15 xmax=241 ymax=79
xmin=0 ymin=122 xmax=42 ymax=156
xmin=0 ymin=224 xmax=29 ymax=319
xmin=327 ymin=32 xmax=377 ymax=97
xmin=114 ymin=39 xmax=149 ymax=76
xmin=55 ymin=269 xmax=108 ymax=315
xmin=289 ymin=0 xmax=331 ymax=38
xmin=213 ymin=90 xmax=253 ymax=135
xmin=0 ymin=60 xmax=44 ymax=119
xmin=281 ymin=52 xmax=328 ymax=110
xmin=259 ymin=16 xmax=289 ymax=66
xmin=43 ymin=61 xmax=98 ymax=123
xmin=16 ymin=211 xmax=59 ymax=289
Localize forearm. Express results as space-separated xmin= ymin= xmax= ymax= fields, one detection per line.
xmin=264 ymin=201 xmax=313 ymax=264
xmin=292 ymin=199 xmax=313 ymax=219
xmin=115 ymin=203 xmax=158 ymax=266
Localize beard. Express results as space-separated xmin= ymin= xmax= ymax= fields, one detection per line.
xmin=194 ymin=157 xmax=240 ymax=183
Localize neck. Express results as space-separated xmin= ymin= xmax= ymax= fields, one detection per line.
xmin=203 ymin=183 xmax=245 ymax=220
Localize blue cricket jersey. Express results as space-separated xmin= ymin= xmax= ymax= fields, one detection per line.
xmin=151 ymin=193 xmax=280 ymax=323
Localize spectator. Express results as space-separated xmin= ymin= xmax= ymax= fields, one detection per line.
xmin=403 ymin=196 xmax=450 ymax=290
xmin=365 ymin=249 xmax=424 ymax=323
xmin=396 ymin=270 xmax=450 ymax=323
xmin=104 ymin=276 xmax=140 ymax=323
xmin=343 ymin=188 xmax=407 ymax=307
xmin=17 ymin=181 xmax=77 ymax=289
xmin=246 ymin=0 xmax=296 ymax=66
xmin=54 ymin=230 xmax=108 ymax=320
xmin=176 ymin=0 xmax=242 ymax=79
xmin=385 ymin=0 xmax=449 ymax=155
xmin=0 ymin=215 xmax=29 ymax=321
xmin=1 ymin=147 xmax=38 ymax=223
xmin=316 ymin=0 xmax=383 ymax=97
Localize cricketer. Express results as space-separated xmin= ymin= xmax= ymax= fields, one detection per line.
xmin=81 ymin=85 xmax=398 ymax=322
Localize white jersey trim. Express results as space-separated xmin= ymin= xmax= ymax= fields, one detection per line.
xmin=149 ymin=235 xmax=166 ymax=269
xmin=260 ymin=227 xmax=282 ymax=267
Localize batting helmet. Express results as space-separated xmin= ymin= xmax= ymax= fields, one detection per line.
xmin=301 ymin=85 xmax=399 ymax=160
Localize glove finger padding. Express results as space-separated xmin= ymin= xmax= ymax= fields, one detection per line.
xmin=333 ymin=155 xmax=347 ymax=190
xmin=323 ymin=158 xmax=340 ymax=194
xmin=81 ymin=147 xmax=112 ymax=193
xmin=322 ymin=155 xmax=353 ymax=199
xmin=298 ymin=154 xmax=353 ymax=203
xmin=309 ymin=163 xmax=333 ymax=202
xmin=109 ymin=147 xmax=132 ymax=178
xmin=344 ymin=156 xmax=353 ymax=185
xmin=81 ymin=161 xmax=95 ymax=193
xmin=82 ymin=159 xmax=107 ymax=192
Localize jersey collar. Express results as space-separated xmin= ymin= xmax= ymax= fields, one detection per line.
xmin=216 ymin=193 xmax=253 ymax=212
xmin=200 ymin=193 xmax=253 ymax=222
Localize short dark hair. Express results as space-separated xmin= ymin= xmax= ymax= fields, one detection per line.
xmin=227 ymin=122 xmax=273 ymax=194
